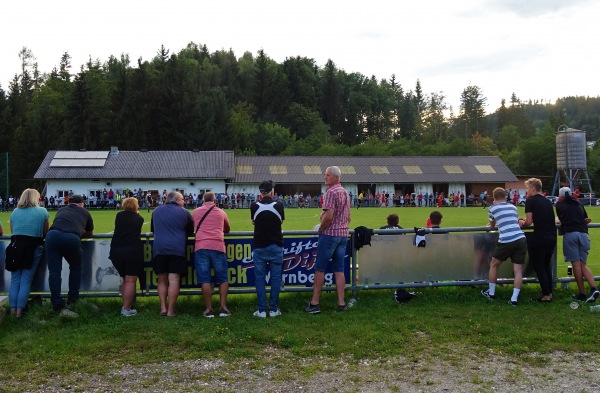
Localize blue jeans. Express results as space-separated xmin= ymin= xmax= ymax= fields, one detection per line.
xmin=314 ymin=235 xmax=348 ymax=272
xmin=45 ymin=230 xmax=83 ymax=308
xmin=9 ymin=245 xmax=43 ymax=309
xmin=253 ymin=244 xmax=283 ymax=313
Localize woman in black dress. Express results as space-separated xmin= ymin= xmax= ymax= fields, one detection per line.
xmin=110 ymin=197 xmax=144 ymax=316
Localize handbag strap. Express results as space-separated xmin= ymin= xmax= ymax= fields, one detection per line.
xmin=195 ymin=205 xmax=216 ymax=233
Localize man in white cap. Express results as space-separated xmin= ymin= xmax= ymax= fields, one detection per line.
xmin=556 ymin=186 xmax=599 ymax=302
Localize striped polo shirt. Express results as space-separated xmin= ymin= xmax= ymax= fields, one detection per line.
xmin=321 ymin=183 xmax=351 ymax=237
xmin=488 ymin=202 xmax=525 ymax=243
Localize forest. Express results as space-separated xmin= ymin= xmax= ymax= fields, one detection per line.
xmin=1 ymin=43 xmax=600 ymax=195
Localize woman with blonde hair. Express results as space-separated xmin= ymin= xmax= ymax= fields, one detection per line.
xmin=109 ymin=197 xmax=144 ymax=316
xmin=8 ymin=188 xmax=49 ymax=317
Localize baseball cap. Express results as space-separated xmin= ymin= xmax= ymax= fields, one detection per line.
xmin=69 ymin=194 xmax=84 ymax=203
xmin=559 ymin=187 xmax=571 ymax=197
xmin=259 ymin=180 xmax=273 ymax=194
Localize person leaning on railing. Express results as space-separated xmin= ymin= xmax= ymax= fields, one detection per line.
xmin=109 ymin=197 xmax=144 ymax=317
xmin=8 ymin=188 xmax=49 ymax=317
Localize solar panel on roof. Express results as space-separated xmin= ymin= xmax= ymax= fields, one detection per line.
xmin=270 ymin=165 xmax=287 ymax=174
xmin=370 ymin=166 xmax=389 ymax=174
xmin=49 ymin=159 xmax=106 ymax=167
xmin=304 ymin=165 xmax=321 ymax=174
xmin=475 ymin=165 xmax=496 ymax=174
xmin=403 ymin=166 xmax=422 ymax=174
xmin=236 ymin=165 xmax=253 ymax=174
xmin=338 ymin=165 xmax=356 ymax=174
xmin=54 ymin=151 xmax=109 ymax=159
xmin=444 ymin=165 xmax=463 ymax=174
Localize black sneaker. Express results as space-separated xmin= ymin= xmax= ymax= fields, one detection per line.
xmin=508 ymin=299 xmax=518 ymax=306
xmin=572 ymin=293 xmax=587 ymax=301
xmin=305 ymin=303 xmax=321 ymax=314
xmin=481 ymin=289 xmax=495 ymax=300
xmin=586 ymin=290 xmax=600 ymax=303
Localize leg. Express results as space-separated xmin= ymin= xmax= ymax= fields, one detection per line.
xmin=571 ymin=261 xmax=586 ymax=294
xmin=62 ymin=235 xmax=83 ymax=304
xmin=45 ymin=232 xmax=65 ymax=310
xmin=195 ymin=249 xmax=215 ymax=311
xmin=201 ymin=283 xmax=213 ymax=310
xmin=122 ymin=275 xmax=138 ymax=310
xmin=334 ymin=272 xmax=346 ymax=306
xmin=528 ymin=238 xmax=552 ymax=298
xmin=9 ymin=268 xmax=23 ymax=315
xmin=332 ymin=237 xmax=349 ymax=307
xmin=488 ymin=257 xmax=502 ymax=284
xmin=267 ymin=245 xmax=284 ymax=313
xmin=157 ymin=273 xmax=169 ymax=313
xmin=581 ymin=264 xmax=597 ymax=289
xmin=218 ymin=282 xmax=229 ymax=310
xmin=310 ymin=235 xmax=340 ymax=306
xmin=512 ymin=263 xmax=523 ymax=290
xmin=167 ymin=273 xmax=180 ymax=316
xmin=310 ymin=271 xmax=325 ymax=305
xmin=15 ymin=247 xmax=43 ymax=314
xmin=253 ymin=247 xmax=268 ymax=313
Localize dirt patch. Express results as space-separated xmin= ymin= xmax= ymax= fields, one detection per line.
xmin=6 ymin=349 xmax=600 ymax=392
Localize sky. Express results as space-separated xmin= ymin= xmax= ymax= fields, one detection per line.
xmin=2 ymin=0 xmax=600 ymax=114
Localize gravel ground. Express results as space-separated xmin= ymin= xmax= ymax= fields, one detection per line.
xmin=4 ymin=348 xmax=599 ymax=392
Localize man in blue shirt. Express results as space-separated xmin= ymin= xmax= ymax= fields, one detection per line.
xmin=151 ymin=191 xmax=194 ymax=317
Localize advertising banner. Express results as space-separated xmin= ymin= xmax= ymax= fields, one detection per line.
xmin=0 ymin=237 xmax=352 ymax=293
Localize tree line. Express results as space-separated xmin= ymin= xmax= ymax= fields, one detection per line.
xmin=1 ymin=44 xmax=600 ymax=194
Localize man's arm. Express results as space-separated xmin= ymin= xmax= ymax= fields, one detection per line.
xmin=223 ymin=214 xmax=231 ymax=234
xmin=319 ymin=209 xmax=334 ymax=233
xmin=82 ymin=215 xmax=94 ymax=238
xmin=521 ymin=212 xmax=533 ymax=227
xmin=185 ymin=213 xmax=194 ymax=236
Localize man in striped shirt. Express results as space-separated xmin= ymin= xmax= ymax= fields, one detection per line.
xmin=481 ymin=187 xmax=527 ymax=305
xmin=306 ymin=166 xmax=351 ymax=313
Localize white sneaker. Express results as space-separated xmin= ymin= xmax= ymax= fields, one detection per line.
xmin=121 ymin=307 xmax=138 ymax=317
xmin=586 ymin=289 xmax=600 ymax=303
xmin=253 ymin=310 xmax=266 ymax=318
xmin=269 ymin=309 xmax=282 ymax=317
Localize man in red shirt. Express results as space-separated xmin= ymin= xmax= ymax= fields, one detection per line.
xmin=306 ymin=166 xmax=351 ymax=313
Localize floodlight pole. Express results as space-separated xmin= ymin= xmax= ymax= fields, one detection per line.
xmin=4 ymin=152 xmax=7 ymax=199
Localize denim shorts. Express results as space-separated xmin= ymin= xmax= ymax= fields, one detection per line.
xmin=195 ymin=249 xmax=229 ymax=284
xmin=563 ymin=231 xmax=590 ymax=263
xmin=314 ymin=235 xmax=348 ymax=273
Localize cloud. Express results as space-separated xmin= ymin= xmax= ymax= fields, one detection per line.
xmin=417 ymin=46 xmax=545 ymax=77
xmin=485 ymin=0 xmax=596 ymax=17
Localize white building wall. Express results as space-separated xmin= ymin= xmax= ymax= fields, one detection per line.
xmin=46 ymin=179 xmax=226 ymax=198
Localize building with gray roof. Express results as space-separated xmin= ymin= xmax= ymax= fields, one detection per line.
xmin=34 ymin=148 xmax=518 ymax=206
